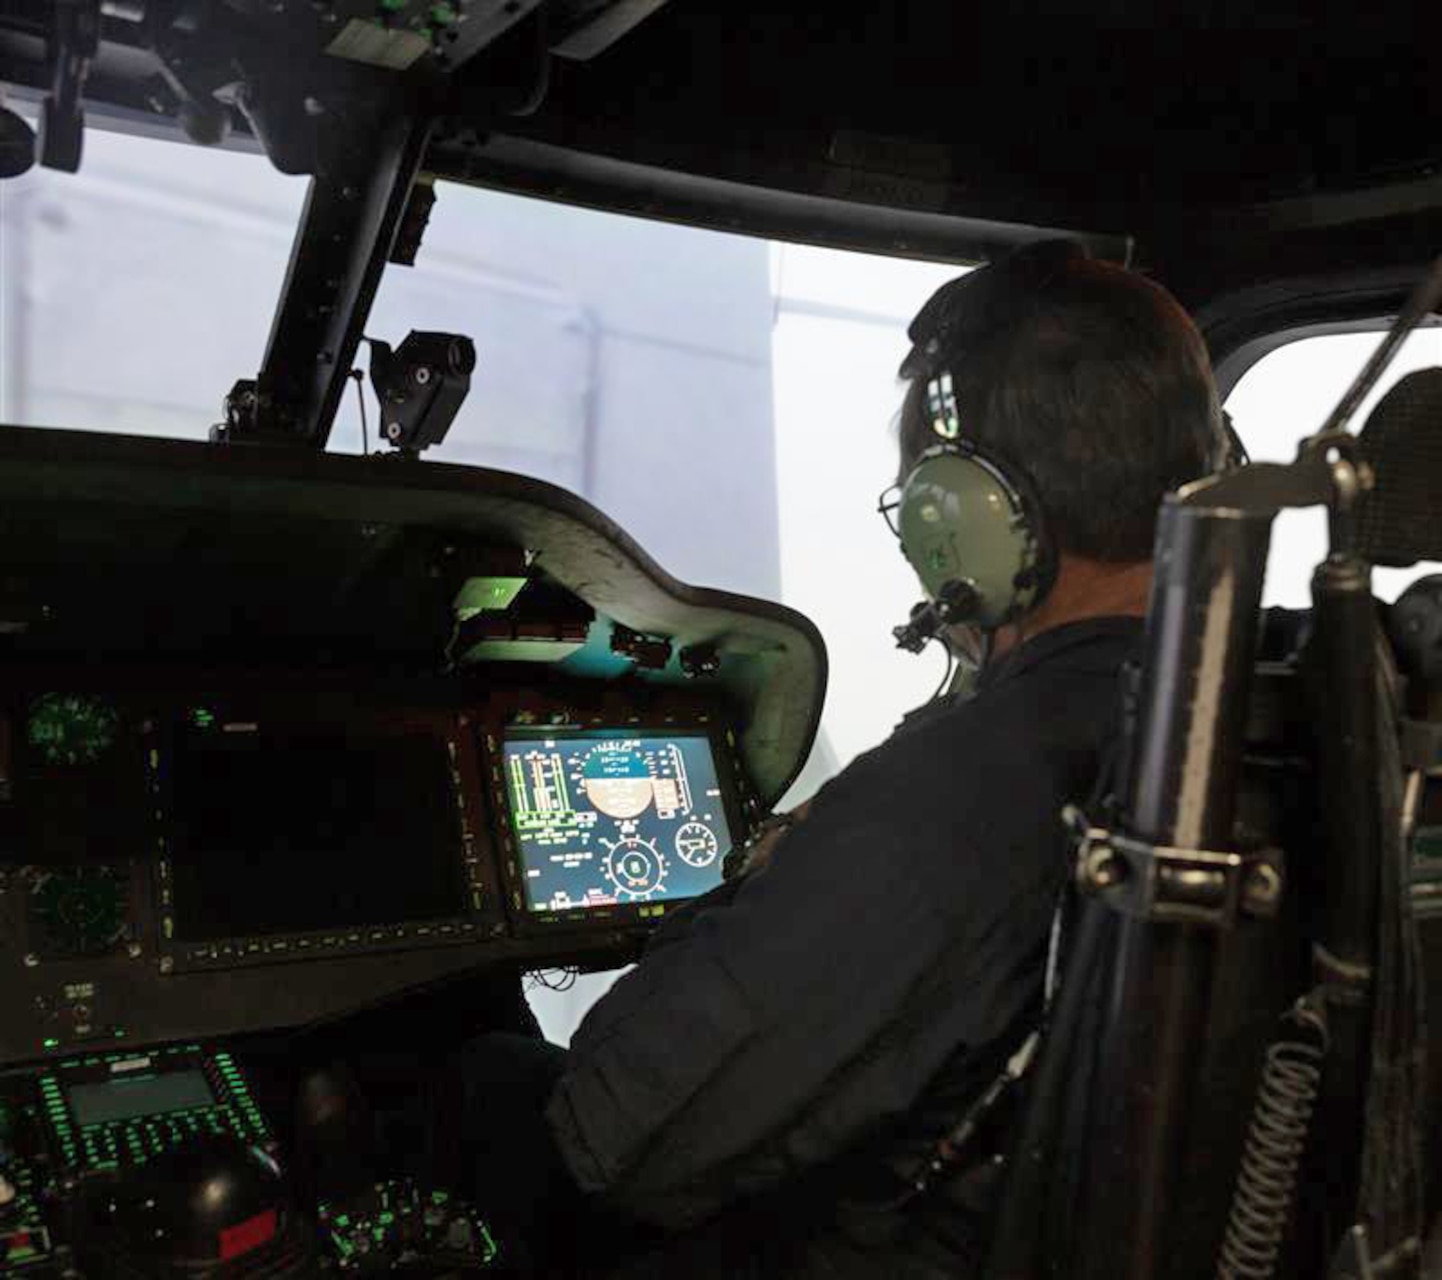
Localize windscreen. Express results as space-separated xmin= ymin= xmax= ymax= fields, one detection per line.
xmin=168 ymin=727 xmax=467 ymax=940
xmin=502 ymin=731 xmax=734 ymax=912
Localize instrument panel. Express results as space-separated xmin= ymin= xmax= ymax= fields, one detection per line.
xmin=0 ymin=672 xmax=756 ymax=1068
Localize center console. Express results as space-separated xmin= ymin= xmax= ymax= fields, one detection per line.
xmin=1 ymin=1046 xmax=501 ymax=1277
xmin=0 ymin=682 xmax=754 ymax=1275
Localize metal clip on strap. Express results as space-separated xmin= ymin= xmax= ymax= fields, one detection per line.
xmin=1064 ymin=805 xmax=1284 ymax=928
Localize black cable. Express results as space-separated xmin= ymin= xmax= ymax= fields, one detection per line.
xmin=350 ymin=369 xmax=369 ymax=456
xmin=525 ymin=967 xmax=579 ymax=993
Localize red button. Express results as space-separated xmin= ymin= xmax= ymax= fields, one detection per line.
xmin=218 ymin=1208 xmax=277 ymax=1261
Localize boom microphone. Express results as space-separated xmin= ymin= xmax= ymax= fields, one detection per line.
xmin=893 ymin=578 xmax=980 ymax=652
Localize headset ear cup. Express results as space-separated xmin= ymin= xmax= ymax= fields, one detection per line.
xmin=1003 ymin=458 xmax=1057 ymax=621
xmin=896 ymin=445 xmax=1056 ymax=629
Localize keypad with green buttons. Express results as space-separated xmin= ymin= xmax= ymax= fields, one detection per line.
xmin=37 ymin=1044 xmax=271 ymax=1173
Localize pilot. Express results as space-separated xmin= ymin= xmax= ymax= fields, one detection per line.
xmin=440 ymin=239 xmax=1229 ymax=1277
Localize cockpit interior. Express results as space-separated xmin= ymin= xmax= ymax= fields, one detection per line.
xmin=2 ymin=3 xmax=1442 ymax=1277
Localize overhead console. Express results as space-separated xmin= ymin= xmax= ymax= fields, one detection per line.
xmin=0 ymin=425 xmax=825 ymax=1069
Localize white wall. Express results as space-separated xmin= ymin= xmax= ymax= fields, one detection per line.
xmin=770 ymin=245 xmax=965 ymax=793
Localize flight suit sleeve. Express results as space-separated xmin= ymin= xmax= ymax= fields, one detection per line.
xmin=544 ymin=737 xmax=972 ymax=1226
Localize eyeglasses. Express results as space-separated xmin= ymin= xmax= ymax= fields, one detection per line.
xmin=877 ymin=483 xmax=903 ymax=538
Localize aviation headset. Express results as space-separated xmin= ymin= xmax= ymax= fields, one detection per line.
xmin=886 ymin=240 xmax=1244 ymax=653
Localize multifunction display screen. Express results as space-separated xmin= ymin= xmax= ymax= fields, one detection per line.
xmin=169 ymin=727 xmax=468 ymax=941
xmin=67 ymin=1070 xmax=215 ymax=1126
xmin=502 ymin=731 xmax=734 ymax=913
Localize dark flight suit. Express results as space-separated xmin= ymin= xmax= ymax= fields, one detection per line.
xmin=451 ymin=617 xmax=1142 ymax=1276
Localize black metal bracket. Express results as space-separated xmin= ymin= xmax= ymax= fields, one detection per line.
xmin=36 ymin=0 xmax=98 ymax=173
xmin=1066 ymin=805 xmax=1284 ymax=928
xmin=368 ymin=330 xmax=475 ymax=454
xmin=214 ymin=103 xmax=434 ymax=448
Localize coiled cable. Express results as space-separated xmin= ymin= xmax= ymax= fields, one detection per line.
xmin=1217 ymin=997 xmax=1330 ymax=1280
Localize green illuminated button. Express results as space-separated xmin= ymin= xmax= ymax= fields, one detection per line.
xmin=479 ymin=1221 xmax=499 ymax=1261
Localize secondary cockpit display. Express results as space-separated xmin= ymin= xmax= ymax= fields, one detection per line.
xmin=501 ymin=731 xmax=736 ymax=916
xmin=164 ymin=723 xmax=472 ymax=948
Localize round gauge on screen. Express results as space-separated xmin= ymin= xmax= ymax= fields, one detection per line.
xmin=674 ymin=821 xmax=720 ymax=868
xmin=27 ymin=694 xmax=120 ymax=766
xmin=580 ymin=743 xmax=655 ymax=820
xmin=29 ymin=866 xmax=128 ymax=956
xmin=602 ymin=836 xmax=667 ymax=900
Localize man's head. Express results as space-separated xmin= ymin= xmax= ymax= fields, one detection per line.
xmin=891 ymin=240 xmax=1224 ymax=655
xmin=898 ymin=239 xmax=1223 ymax=560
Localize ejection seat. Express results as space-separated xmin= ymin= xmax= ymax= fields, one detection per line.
xmin=982 ymin=365 xmax=1442 ymax=1280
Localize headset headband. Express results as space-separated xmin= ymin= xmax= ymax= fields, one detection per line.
xmin=899 ymin=239 xmax=1091 ymax=383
